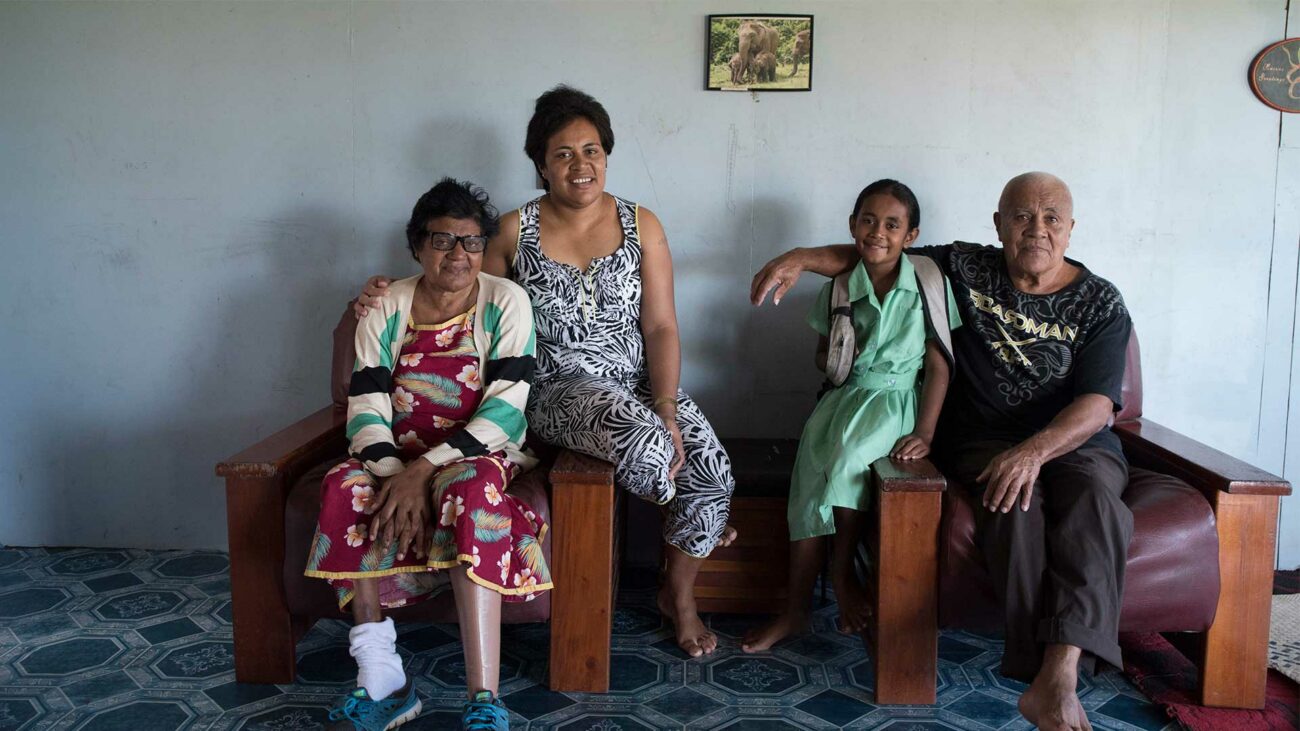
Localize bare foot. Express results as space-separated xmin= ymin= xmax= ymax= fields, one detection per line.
xmin=1018 ymin=672 xmax=1092 ymax=731
xmin=740 ymin=612 xmax=808 ymax=653
xmin=717 ymin=525 xmax=738 ymax=548
xmin=831 ymin=570 xmax=871 ymax=633
xmin=657 ymin=586 xmax=717 ymax=658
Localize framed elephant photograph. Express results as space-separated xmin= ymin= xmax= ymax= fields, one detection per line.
xmin=706 ymin=14 xmax=813 ymax=91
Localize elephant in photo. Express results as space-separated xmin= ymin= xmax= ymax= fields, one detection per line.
xmin=737 ymin=20 xmax=778 ymax=82
xmin=791 ymin=29 xmax=810 ymax=76
xmin=728 ymin=52 xmax=746 ymax=85
xmin=754 ymin=51 xmax=777 ymax=83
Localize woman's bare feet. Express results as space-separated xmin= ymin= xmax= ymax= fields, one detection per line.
xmin=717 ymin=525 xmax=739 ymax=548
xmin=1018 ymin=645 xmax=1092 ymax=731
xmin=740 ymin=612 xmax=808 ymax=653
xmin=831 ymin=569 xmax=870 ymax=633
xmin=657 ymin=585 xmax=717 ymax=658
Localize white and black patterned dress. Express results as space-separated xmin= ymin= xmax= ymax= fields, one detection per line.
xmin=513 ymin=195 xmax=735 ymax=558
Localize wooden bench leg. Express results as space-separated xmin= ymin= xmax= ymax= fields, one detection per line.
xmin=226 ymin=475 xmax=300 ymax=684
xmin=548 ymin=457 xmax=617 ymax=692
xmin=872 ymin=490 xmax=942 ymax=705
xmin=1200 ymin=492 xmax=1280 ymax=709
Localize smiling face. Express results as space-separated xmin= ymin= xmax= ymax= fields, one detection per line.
xmin=539 ymin=116 xmax=607 ymax=207
xmin=415 ymin=215 xmax=483 ymax=295
xmin=849 ymin=193 xmax=918 ymax=268
xmin=994 ymin=174 xmax=1075 ymax=280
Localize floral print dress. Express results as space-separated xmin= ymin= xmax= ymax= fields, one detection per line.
xmin=305 ymin=307 xmax=552 ymax=609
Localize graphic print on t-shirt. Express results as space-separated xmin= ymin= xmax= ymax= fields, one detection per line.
xmin=917 ymin=242 xmax=1132 ymax=452
xmin=968 ymin=286 xmax=1080 ymax=379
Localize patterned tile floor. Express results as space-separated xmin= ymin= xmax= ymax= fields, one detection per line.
xmin=0 ymin=547 xmax=1176 ymax=730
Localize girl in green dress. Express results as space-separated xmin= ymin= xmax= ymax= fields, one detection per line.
xmin=743 ymin=179 xmax=960 ymax=652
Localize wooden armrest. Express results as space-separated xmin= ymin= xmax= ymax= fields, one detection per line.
xmin=216 ymin=405 xmax=346 ymax=479
xmin=1114 ymin=418 xmax=1290 ymax=496
xmin=550 ymin=448 xmax=616 ymax=485
xmin=871 ymin=456 xmax=946 ymax=492
xmin=546 ymin=446 xmax=618 ymax=692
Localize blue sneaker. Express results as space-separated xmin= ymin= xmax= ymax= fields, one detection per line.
xmin=461 ymin=690 xmax=509 ymax=730
xmin=326 ymin=679 xmax=421 ymax=731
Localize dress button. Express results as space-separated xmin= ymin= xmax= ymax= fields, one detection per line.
xmin=889 ymin=378 xmax=896 ymax=385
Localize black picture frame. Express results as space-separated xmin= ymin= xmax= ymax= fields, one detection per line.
xmin=706 ymin=14 xmax=813 ymax=92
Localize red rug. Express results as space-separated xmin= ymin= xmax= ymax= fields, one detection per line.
xmin=1117 ymin=571 xmax=1300 ymax=729
xmin=1118 ymin=570 xmax=1298 ymax=729
xmin=1278 ymin=570 xmax=1300 ymax=596
xmin=1120 ymin=632 xmax=1298 ymax=730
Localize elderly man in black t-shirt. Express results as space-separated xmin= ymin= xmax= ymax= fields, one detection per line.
xmin=752 ymin=172 xmax=1131 ymax=731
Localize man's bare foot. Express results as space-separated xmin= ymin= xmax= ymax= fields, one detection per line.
xmin=831 ymin=570 xmax=870 ymax=633
xmin=657 ymin=585 xmax=717 ymax=658
xmin=740 ymin=612 xmax=808 ymax=653
xmin=1018 ymin=668 xmax=1091 ymax=731
xmin=717 ymin=525 xmax=738 ymax=548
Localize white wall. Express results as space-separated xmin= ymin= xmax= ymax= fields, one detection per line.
xmin=1275 ymin=9 xmax=1300 ymax=569
xmin=2 ymin=1 xmax=1296 ymax=563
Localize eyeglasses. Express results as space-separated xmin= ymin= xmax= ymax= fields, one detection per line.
xmin=423 ymin=231 xmax=488 ymax=253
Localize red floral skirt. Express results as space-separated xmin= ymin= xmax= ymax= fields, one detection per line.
xmin=303 ymin=308 xmax=551 ymax=609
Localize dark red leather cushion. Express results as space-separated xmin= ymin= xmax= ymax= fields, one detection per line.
xmin=331 ymin=304 xmax=358 ymax=409
xmin=1116 ymin=330 xmax=1143 ymax=422
xmin=938 ymin=467 xmax=1218 ymax=633
xmin=284 ymin=458 xmax=552 ymax=624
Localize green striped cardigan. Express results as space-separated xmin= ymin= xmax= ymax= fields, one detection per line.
xmin=346 ymin=272 xmax=538 ymax=476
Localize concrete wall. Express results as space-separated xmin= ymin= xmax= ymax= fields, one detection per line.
xmin=2 ymin=1 xmax=1296 ymax=564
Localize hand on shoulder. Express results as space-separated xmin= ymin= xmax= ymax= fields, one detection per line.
xmin=353 ymin=275 xmax=394 ymax=319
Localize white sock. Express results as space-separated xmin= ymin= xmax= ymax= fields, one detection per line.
xmin=349 ymin=617 xmax=406 ymax=701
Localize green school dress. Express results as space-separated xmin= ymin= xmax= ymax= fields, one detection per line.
xmin=787 ymin=256 xmax=962 ymax=541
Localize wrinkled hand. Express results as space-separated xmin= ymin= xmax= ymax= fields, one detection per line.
xmin=750 ymin=250 xmax=805 ymax=306
xmin=890 ymin=432 xmax=932 ymax=460
xmin=368 ymin=460 xmax=434 ymax=560
xmin=977 ymin=442 xmax=1044 ymax=513
xmin=657 ymin=408 xmax=686 ymax=480
xmin=352 ymin=275 xmax=394 ymax=319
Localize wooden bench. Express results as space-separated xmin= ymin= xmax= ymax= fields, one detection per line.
xmin=216 ymin=407 xmax=620 ymax=692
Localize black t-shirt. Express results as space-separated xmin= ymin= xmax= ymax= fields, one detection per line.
xmin=916 ymin=242 xmax=1132 ymax=454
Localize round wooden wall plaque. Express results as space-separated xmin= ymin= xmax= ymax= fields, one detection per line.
xmin=1250 ymin=38 xmax=1300 ymax=113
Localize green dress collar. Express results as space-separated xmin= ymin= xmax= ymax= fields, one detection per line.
xmin=847 ymin=253 xmax=918 ymax=307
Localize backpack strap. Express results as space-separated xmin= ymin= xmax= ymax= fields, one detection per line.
xmin=908 ymin=253 xmax=955 ymax=367
xmin=824 ymin=272 xmax=856 ymax=387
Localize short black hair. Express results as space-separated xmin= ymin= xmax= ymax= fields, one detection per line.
xmin=524 ymin=85 xmax=615 ymax=191
xmin=405 ymin=178 xmax=499 ymax=260
xmin=851 ymin=179 xmax=921 ymax=230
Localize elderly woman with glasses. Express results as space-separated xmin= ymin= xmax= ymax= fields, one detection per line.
xmin=305 ymin=178 xmax=545 ymax=731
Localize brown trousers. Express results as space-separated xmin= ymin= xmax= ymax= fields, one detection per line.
xmin=940 ymin=440 xmax=1131 ymax=681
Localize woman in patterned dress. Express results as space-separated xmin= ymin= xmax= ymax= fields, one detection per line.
xmin=308 ymin=179 xmax=544 ymax=730
xmin=356 ymin=86 xmax=736 ymax=658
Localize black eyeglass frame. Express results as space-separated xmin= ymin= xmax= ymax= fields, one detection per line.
xmin=422 ymin=231 xmax=489 ymax=253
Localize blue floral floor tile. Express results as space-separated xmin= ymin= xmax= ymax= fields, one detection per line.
xmin=942 ymin=690 xmax=1020 ymax=728
xmin=645 ymin=686 xmax=726 ymax=724
xmin=137 ymin=617 xmax=206 ymax=645
xmin=794 ymin=690 xmax=873 ymax=727
xmin=0 ymin=548 xmax=1180 ymax=730
xmin=75 ymin=699 xmax=196 ymax=731
xmin=1093 ymin=693 xmax=1173 ymax=731
xmin=59 ymin=671 xmax=139 ymax=706
xmin=203 ymin=680 xmax=283 ymax=711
